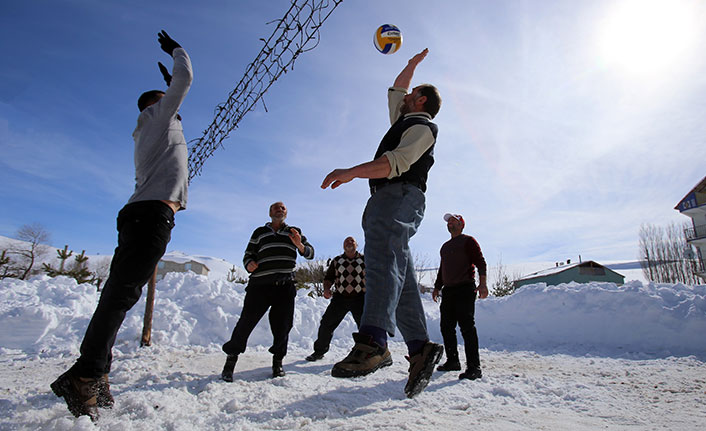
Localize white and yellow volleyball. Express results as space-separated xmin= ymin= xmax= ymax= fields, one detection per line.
xmin=373 ymin=24 xmax=402 ymax=55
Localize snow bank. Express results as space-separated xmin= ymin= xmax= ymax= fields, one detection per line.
xmin=478 ymin=280 xmax=706 ymax=357
xmin=1 ymin=274 xmax=704 ymax=360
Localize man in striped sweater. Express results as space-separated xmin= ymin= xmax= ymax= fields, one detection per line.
xmin=221 ymin=201 xmax=314 ymax=380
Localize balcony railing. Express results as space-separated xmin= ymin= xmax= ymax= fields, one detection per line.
xmin=685 ymin=224 xmax=706 ymax=241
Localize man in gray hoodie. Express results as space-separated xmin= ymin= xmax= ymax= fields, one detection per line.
xmin=50 ymin=30 xmax=192 ymax=421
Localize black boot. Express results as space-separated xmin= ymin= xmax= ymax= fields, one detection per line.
xmin=221 ymin=354 xmax=238 ymax=382
xmin=459 ymin=365 xmax=482 ymax=380
xmin=437 ymin=352 xmax=461 ymax=371
xmin=272 ymin=356 xmax=285 ymax=378
xmin=305 ymin=351 xmax=325 ymax=362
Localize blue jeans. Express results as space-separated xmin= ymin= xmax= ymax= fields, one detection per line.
xmin=360 ymin=182 xmax=428 ymax=343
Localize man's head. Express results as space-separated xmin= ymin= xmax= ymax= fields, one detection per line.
xmin=343 ymin=236 xmax=358 ymax=255
xmin=269 ymin=201 xmax=288 ymax=223
xmin=443 ymin=213 xmax=464 ymax=237
xmin=137 ymin=90 xmax=165 ymax=112
xmin=400 ymin=84 xmax=442 ymax=119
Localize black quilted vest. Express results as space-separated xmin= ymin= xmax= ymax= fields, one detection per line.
xmin=369 ymin=114 xmax=438 ymax=193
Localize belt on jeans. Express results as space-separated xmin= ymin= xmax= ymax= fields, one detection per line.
xmin=370 ymin=181 xmax=423 ymax=195
xmin=273 ymin=276 xmax=294 ymax=286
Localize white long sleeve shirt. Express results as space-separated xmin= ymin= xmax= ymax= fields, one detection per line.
xmin=382 ymin=87 xmax=436 ymax=179
xmin=128 ymin=47 xmax=193 ymax=210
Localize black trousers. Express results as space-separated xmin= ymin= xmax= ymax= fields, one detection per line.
xmin=74 ymin=201 xmax=174 ymax=378
xmin=439 ymin=284 xmax=480 ymax=368
xmin=313 ymin=293 xmax=364 ymax=353
xmin=222 ymin=278 xmax=296 ymax=358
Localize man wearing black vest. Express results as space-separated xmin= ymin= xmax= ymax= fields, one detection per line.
xmin=432 ymin=213 xmax=488 ymax=380
xmin=306 ymin=236 xmax=366 ymax=361
xmin=321 ymin=49 xmax=443 ymax=398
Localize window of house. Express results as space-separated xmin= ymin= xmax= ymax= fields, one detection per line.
xmin=185 ymin=263 xmax=192 ymax=271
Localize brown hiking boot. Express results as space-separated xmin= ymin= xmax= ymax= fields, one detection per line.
xmin=221 ymin=354 xmax=238 ymax=382
xmin=404 ymin=342 xmax=443 ymax=398
xmin=50 ymin=371 xmax=100 ymax=420
xmin=331 ymin=333 xmax=393 ymax=378
xmin=97 ymin=374 xmax=114 ymax=408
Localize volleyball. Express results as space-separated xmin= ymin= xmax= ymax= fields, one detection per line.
xmin=373 ymin=24 xmax=402 ymax=55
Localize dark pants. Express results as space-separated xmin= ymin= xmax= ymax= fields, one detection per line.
xmin=74 ymin=201 xmax=174 ymax=378
xmin=223 ymin=277 xmax=296 ymax=358
xmin=313 ymin=293 xmax=364 ymax=353
xmin=439 ymin=284 xmax=480 ymax=368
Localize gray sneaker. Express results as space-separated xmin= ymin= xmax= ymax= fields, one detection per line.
xmin=331 ymin=333 xmax=393 ymax=378
xmin=404 ymin=342 xmax=443 ymax=398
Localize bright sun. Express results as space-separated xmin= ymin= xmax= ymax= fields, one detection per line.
xmin=596 ymin=0 xmax=699 ymax=81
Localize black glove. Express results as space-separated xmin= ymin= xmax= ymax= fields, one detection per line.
xmin=158 ymin=30 xmax=181 ymax=56
xmin=158 ymin=62 xmax=172 ymax=87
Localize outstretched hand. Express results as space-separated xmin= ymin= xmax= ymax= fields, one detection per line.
xmin=408 ymin=48 xmax=429 ymax=67
xmin=158 ymin=30 xmax=181 ymax=56
xmin=158 ymin=62 xmax=172 ymax=86
xmin=321 ymin=168 xmax=354 ymax=189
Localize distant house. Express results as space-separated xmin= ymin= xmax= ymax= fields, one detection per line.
xmin=156 ymin=259 xmax=209 ymax=280
xmin=514 ymin=260 xmax=625 ymax=289
xmin=675 ymin=176 xmax=706 ymax=281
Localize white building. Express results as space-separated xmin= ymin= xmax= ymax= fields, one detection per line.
xmin=675 ymin=176 xmax=706 ymax=281
xmin=156 ymin=258 xmax=210 ymax=280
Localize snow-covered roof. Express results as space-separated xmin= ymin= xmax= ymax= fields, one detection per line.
xmin=517 ymin=260 xmax=622 ymax=282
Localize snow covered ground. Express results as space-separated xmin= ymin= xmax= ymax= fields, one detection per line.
xmin=1 ymin=261 xmax=705 ymax=430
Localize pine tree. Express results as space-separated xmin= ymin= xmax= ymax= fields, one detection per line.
xmin=491 ymin=257 xmax=521 ymax=297
xmin=43 ymin=246 xmax=100 ymax=286
xmin=57 ymin=245 xmax=73 ymax=272
xmin=69 ymin=250 xmax=93 ymax=284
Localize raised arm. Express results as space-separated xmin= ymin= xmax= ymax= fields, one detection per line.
xmin=320 ymin=155 xmax=392 ymax=189
xmin=156 ymin=30 xmax=192 ymax=119
xmin=393 ymin=48 xmax=429 ymax=90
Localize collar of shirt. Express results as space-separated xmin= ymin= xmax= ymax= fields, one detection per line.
xmin=403 ymin=112 xmax=432 ymax=120
xmin=265 ymin=222 xmax=290 ymax=233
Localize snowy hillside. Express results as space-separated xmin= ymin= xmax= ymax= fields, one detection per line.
xmin=0 ymin=257 xmax=704 ymax=429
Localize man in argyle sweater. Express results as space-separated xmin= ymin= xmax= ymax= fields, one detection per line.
xmin=306 ymin=236 xmax=366 ymax=362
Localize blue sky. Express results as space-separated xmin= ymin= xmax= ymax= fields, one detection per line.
xmin=1 ymin=0 xmax=705 ymax=269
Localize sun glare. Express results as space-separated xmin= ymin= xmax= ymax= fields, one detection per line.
xmin=596 ymin=0 xmax=698 ymax=81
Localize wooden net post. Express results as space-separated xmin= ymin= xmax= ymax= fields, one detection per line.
xmin=140 ymin=265 xmax=158 ymax=347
